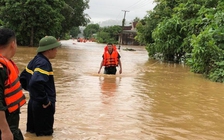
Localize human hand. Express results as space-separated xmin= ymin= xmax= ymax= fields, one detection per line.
xmin=1 ymin=129 xmax=13 ymax=140
xmin=98 ymin=70 xmax=101 ymax=74
xmin=43 ymin=101 xmax=51 ymax=108
xmin=119 ymin=69 xmax=122 ymax=74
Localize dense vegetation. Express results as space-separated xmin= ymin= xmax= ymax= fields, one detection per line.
xmin=0 ymin=0 xmax=89 ymax=46
xmin=83 ymin=24 xmax=100 ymax=39
xmin=135 ymin=0 xmax=224 ymax=82
xmin=83 ymin=24 xmax=121 ymax=44
xmin=96 ymin=25 xmax=121 ymax=44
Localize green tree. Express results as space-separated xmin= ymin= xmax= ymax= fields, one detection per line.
xmin=131 ymin=17 xmax=140 ymax=23
xmin=70 ymin=27 xmax=80 ymax=38
xmin=0 ymin=0 xmax=89 ymax=46
xmin=137 ymin=0 xmax=224 ymax=81
xmin=0 ymin=19 xmax=3 ymax=26
xmin=137 ymin=0 xmax=219 ymax=62
xmin=96 ymin=31 xmax=110 ymax=43
xmin=187 ymin=1 xmax=224 ymax=82
xmin=0 ymin=0 xmax=65 ymax=46
xmin=83 ymin=24 xmax=100 ymax=39
xmin=97 ymin=25 xmax=121 ymax=44
xmin=135 ymin=0 xmax=175 ymax=57
xmin=60 ymin=0 xmax=89 ymax=38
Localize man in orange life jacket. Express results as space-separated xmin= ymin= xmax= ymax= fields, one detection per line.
xmin=20 ymin=36 xmax=61 ymax=137
xmin=98 ymin=43 xmax=122 ymax=75
xmin=0 ymin=28 xmax=26 ymax=140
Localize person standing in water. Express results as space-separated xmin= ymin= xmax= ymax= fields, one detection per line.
xmin=98 ymin=43 xmax=122 ymax=75
xmin=20 ymin=36 xmax=61 ymax=136
xmin=0 ymin=28 xmax=26 ymax=140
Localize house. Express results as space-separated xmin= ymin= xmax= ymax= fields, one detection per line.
xmin=119 ymin=22 xmax=139 ymax=45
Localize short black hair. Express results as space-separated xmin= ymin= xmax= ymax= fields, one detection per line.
xmin=0 ymin=28 xmax=16 ymax=46
xmin=107 ymin=43 xmax=112 ymax=45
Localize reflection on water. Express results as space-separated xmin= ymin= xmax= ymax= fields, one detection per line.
xmin=12 ymin=40 xmax=224 ymax=140
xmin=99 ymin=76 xmax=122 ymax=105
xmin=100 ymin=76 xmax=120 ymax=93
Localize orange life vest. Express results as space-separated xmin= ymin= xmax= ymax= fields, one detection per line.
xmin=103 ymin=45 xmax=119 ymax=67
xmin=0 ymin=55 xmax=26 ymax=113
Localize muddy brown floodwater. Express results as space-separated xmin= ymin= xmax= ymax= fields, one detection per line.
xmin=12 ymin=40 xmax=224 ymax=140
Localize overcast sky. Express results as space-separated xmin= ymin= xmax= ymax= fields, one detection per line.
xmin=85 ymin=0 xmax=156 ymax=24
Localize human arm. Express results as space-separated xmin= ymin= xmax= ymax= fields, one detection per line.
xmin=0 ymin=111 xmax=13 ymax=140
xmin=118 ymin=59 xmax=122 ymax=74
xmin=19 ymin=69 xmax=29 ymax=90
xmin=117 ymin=53 xmax=122 ymax=74
xmin=98 ymin=59 xmax=104 ymax=74
xmin=0 ymin=65 xmax=13 ymax=140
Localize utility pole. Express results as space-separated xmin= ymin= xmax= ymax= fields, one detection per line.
xmin=119 ymin=10 xmax=129 ymax=49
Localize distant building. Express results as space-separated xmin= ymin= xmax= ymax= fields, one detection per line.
xmin=119 ymin=22 xmax=139 ymax=45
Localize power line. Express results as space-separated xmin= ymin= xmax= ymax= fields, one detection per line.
xmin=131 ymin=1 xmax=153 ymax=11
xmin=124 ymin=0 xmax=155 ymax=16
xmin=125 ymin=0 xmax=146 ymax=10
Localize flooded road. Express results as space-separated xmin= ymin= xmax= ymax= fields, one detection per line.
xmin=13 ymin=40 xmax=224 ymax=140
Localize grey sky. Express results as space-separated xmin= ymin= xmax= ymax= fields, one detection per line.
xmin=85 ymin=0 xmax=156 ymax=24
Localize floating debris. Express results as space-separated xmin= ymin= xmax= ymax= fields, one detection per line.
xmin=123 ymin=48 xmax=136 ymax=51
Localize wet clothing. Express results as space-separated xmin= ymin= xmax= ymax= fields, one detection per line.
xmin=26 ymin=99 xmax=55 ymax=136
xmin=0 ymin=109 xmax=24 ymax=140
xmin=20 ymin=53 xmax=56 ymax=136
xmin=102 ymin=50 xmax=120 ymax=75
xmin=104 ymin=66 xmax=117 ymax=75
xmin=0 ymin=62 xmax=24 ymax=140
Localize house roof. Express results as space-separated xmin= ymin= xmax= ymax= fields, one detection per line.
xmin=122 ymin=26 xmax=132 ymax=30
xmin=120 ymin=22 xmax=138 ymax=30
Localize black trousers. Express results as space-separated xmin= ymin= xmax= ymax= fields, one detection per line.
xmin=0 ymin=109 xmax=24 ymax=140
xmin=27 ymin=99 xmax=55 ymax=136
xmin=104 ymin=66 xmax=117 ymax=75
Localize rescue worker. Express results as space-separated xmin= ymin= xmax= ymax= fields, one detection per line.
xmin=19 ymin=36 xmax=61 ymax=136
xmin=98 ymin=43 xmax=122 ymax=75
xmin=0 ymin=28 xmax=26 ymax=140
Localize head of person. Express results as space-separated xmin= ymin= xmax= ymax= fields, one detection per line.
xmin=37 ymin=36 xmax=61 ymax=59
xmin=107 ymin=43 xmax=113 ymax=52
xmin=0 ymin=28 xmax=17 ymax=59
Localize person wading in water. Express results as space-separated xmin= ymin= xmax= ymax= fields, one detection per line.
xmin=98 ymin=43 xmax=122 ymax=75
